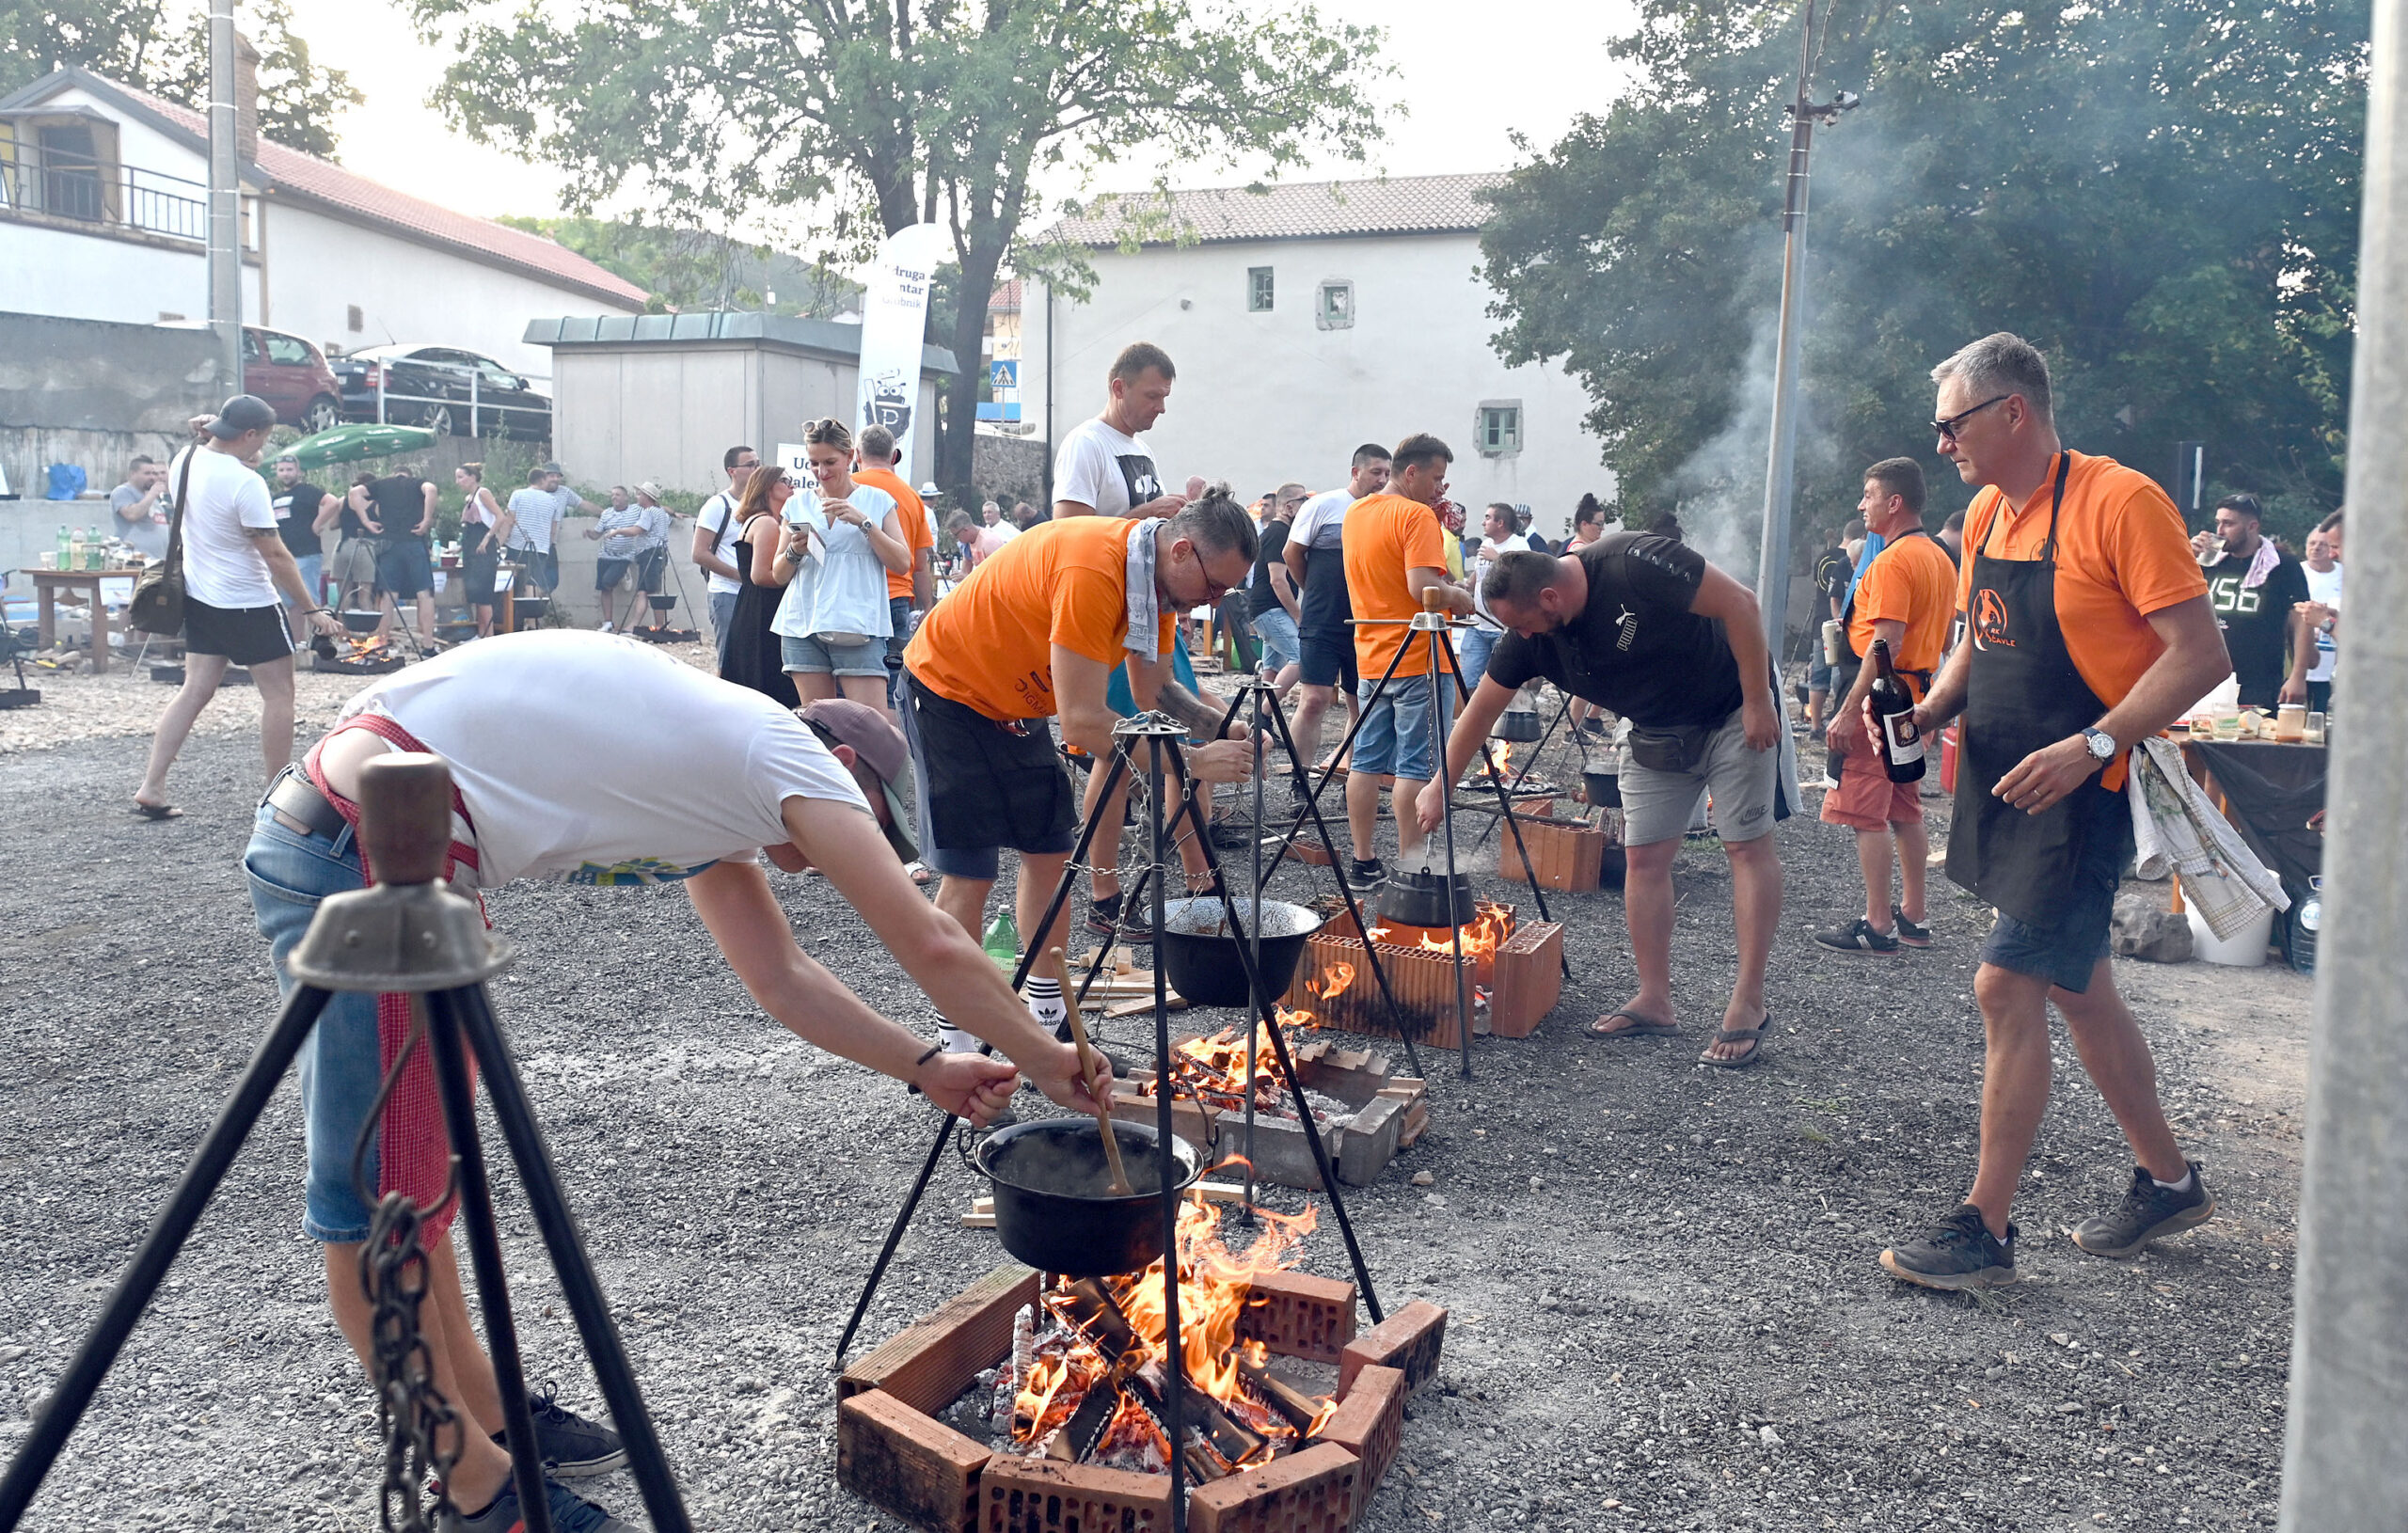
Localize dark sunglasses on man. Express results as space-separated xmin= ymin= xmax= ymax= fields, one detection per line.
xmin=1932 ymin=393 xmax=2011 ymax=443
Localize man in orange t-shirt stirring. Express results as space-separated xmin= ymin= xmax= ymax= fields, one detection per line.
xmin=1814 ymin=456 xmax=1957 ymax=955
xmin=1339 ymin=434 xmax=1475 ymax=881
xmin=899 ymin=499 xmax=1262 ymax=990
xmin=1877 ymin=333 xmax=2233 ymax=1292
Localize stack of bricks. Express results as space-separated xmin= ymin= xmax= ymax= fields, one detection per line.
xmin=1104 ymin=1037 xmax=1429 ymax=1190
xmin=1283 ymin=903 xmax=1567 ymax=1047
xmin=834 ymin=1263 xmax=1448 ymax=1533
xmin=1496 ymin=813 xmax=1615 ymax=892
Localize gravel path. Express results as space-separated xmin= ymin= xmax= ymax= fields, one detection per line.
xmin=0 ymin=685 xmax=2308 ymax=1531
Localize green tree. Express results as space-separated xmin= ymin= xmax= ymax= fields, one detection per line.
xmin=1481 ymin=1 xmax=2366 ymax=556
xmin=404 ymin=0 xmax=1387 ymax=498
xmin=1 ymin=0 xmax=360 ymax=159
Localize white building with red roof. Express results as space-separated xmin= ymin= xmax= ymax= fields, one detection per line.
xmin=0 ymin=56 xmax=645 ymax=374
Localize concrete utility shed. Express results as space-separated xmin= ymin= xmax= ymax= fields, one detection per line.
xmin=525 ymin=312 xmax=957 ymax=496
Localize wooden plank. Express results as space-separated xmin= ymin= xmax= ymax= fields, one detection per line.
xmin=837 ymin=1387 xmax=989 ymax=1533
xmin=840 ymin=1263 xmax=1038 ymax=1414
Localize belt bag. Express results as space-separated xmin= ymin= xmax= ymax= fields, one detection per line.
xmin=815 ymin=630 xmax=874 ymax=648
xmin=1626 ymin=722 xmax=1716 ymax=773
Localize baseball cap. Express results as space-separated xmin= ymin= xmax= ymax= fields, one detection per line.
xmin=800 ymin=698 xmax=919 ymax=864
xmin=205 ymin=395 xmax=277 ymax=438
xmin=541 ymin=461 xmax=566 ymax=476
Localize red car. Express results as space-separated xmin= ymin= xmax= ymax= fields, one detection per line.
xmin=241 ymin=325 xmax=343 ymax=435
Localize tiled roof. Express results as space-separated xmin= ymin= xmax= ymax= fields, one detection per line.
xmin=988 ymin=278 xmax=1023 ymax=310
xmin=1045 ymin=173 xmax=1505 ymax=247
xmin=3 ymin=70 xmax=647 ymax=308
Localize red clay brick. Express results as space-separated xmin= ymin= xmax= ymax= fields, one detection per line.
xmin=1316 ymin=1364 xmax=1405 ymax=1511
xmin=1238 ymin=1269 xmax=1359 ymax=1363
xmin=1497 ymin=814 xmax=1608 ymax=892
xmin=1185 ymin=1441 xmax=1361 ymax=1533
xmin=1337 ymin=1301 xmax=1447 ymax=1397
xmin=1488 ymin=921 xmax=1562 ymax=1038
xmin=837 ymin=1387 xmax=990 ymax=1533
xmin=841 ymin=1262 xmax=1037 ymax=1415
xmin=980 ymin=1454 xmax=1171 ymax=1532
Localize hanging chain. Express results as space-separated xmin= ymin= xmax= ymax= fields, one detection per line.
xmin=360 ymin=1176 xmax=464 ymax=1533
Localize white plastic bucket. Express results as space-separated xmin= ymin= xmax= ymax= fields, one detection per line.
xmin=2186 ymin=905 xmax=2275 ymax=967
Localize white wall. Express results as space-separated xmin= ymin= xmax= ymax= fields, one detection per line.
xmin=0 ymin=218 xmax=260 ymax=325
xmin=1026 ymin=233 xmax=1611 ymax=540
xmin=261 ymin=202 xmax=635 ymax=374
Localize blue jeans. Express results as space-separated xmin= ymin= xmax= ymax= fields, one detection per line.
xmin=886 ymin=595 xmax=914 ymax=711
xmin=1252 ymin=607 xmax=1300 ymax=673
xmin=1351 ymin=672 xmax=1441 ymax=781
xmin=293 ymin=553 xmax=324 ymax=610
xmin=1457 ymin=627 xmax=1500 ymax=694
xmin=242 ymin=801 xmax=383 ymax=1243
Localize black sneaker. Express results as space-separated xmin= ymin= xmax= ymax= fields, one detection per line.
xmin=1892 ymin=908 xmax=1933 ymax=948
xmin=1349 ymin=858 xmax=1386 ymax=889
xmin=2070 ymin=1162 xmax=2214 ymax=1258
xmin=1083 ymin=893 xmax=1152 ymax=944
xmin=497 ymin=1383 xmax=625 ymax=1478
xmin=439 ymin=1475 xmax=634 ymax=1533
xmin=1813 ymin=917 xmax=1900 ymax=955
xmin=1880 ymin=1204 xmax=2019 ymax=1290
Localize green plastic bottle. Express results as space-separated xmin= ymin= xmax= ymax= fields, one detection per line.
xmin=56 ymin=525 xmax=71 ymax=568
xmin=980 ymin=909 xmax=1021 ymax=971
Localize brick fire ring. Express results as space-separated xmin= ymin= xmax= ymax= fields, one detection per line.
xmin=837 ymin=1261 xmax=1446 ymax=1532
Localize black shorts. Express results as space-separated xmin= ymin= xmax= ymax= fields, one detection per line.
xmin=595 ymin=558 xmax=632 ymax=592
xmin=901 ymin=669 xmax=1077 ymax=873
xmin=1298 ymin=624 xmax=1359 ymax=690
xmin=634 ymin=547 xmax=667 ymax=593
xmin=183 ymin=597 xmax=294 ymax=666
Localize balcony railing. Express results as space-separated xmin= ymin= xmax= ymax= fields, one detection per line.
xmin=0 ymin=148 xmax=209 ymax=244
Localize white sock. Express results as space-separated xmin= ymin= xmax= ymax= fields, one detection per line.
xmin=937 ymin=1016 xmax=981 ymax=1055
xmin=1024 ymin=976 xmax=1067 ymax=1030
xmin=2152 ymin=1167 xmax=2194 ymax=1193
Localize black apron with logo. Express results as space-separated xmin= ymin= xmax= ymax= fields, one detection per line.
xmin=1946 ymin=453 xmax=2118 ymax=927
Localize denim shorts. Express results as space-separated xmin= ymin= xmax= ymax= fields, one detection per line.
xmin=783 ymin=630 xmax=890 ymax=677
xmin=293 ymin=553 xmax=323 ymax=608
xmin=374 ymin=537 xmax=433 ymax=599
xmin=242 ymin=801 xmax=384 ymax=1243
xmin=1457 ymin=627 xmax=1500 ymax=694
xmin=1351 ymin=671 xmax=1441 ymax=781
xmin=1976 ymin=783 xmax=2131 ymax=993
xmin=1252 ymin=606 xmax=1300 ymax=672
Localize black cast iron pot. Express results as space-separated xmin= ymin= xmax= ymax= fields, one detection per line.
xmin=1491 ymin=707 xmax=1544 ymax=743
xmin=969 ymin=1117 xmax=1204 ymax=1276
xmin=512 ymin=595 xmax=552 ymax=626
xmin=339 ymin=608 xmax=385 ymax=637
xmin=647 ymin=593 xmax=679 ymax=612
xmin=1378 ymin=868 xmax=1477 ymax=929
xmin=1583 ymin=766 xmax=1623 ymax=808
xmin=1155 ymin=896 xmax=1323 ymax=1007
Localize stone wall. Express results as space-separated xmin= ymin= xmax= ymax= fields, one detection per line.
xmin=971 ymin=430 xmax=1047 ymax=511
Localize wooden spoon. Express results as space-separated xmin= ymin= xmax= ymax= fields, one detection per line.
xmin=1051 ymin=945 xmax=1132 ymax=1195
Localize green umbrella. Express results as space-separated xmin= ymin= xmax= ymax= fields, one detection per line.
xmin=282 ymin=422 xmax=438 ymax=470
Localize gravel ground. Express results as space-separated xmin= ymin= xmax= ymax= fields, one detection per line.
xmin=0 ymin=672 xmax=2310 ymax=1532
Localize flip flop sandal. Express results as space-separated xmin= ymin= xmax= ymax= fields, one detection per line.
xmin=130 ymin=802 xmax=185 ymax=820
xmin=1701 ymin=1013 xmax=1772 ymax=1068
xmin=1591 ymin=1010 xmax=1678 ymax=1038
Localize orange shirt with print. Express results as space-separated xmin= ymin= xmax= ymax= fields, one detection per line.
xmin=855 ymin=466 xmax=932 ymax=602
xmin=1956 ymin=450 xmax=2208 ymax=792
xmin=1849 ymin=529 xmax=1957 ymax=689
xmin=1342 ymin=494 xmax=1447 ymax=679
xmin=903 ymin=516 xmax=1170 ymax=721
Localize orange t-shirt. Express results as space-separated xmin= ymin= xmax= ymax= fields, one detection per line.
xmin=1849 ymin=529 xmax=1957 ymax=686
xmin=903 ymin=516 xmax=1171 ymax=721
xmin=855 ymin=466 xmax=932 ymax=602
xmin=1342 ymin=494 xmax=1448 ymax=679
xmin=1956 ymin=450 xmax=2208 ymax=791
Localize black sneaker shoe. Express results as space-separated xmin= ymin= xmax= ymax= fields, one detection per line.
xmin=1892 ymin=908 xmax=1933 ymax=948
xmin=2070 ymin=1162 xmax=2214 ymax=1258
xmin=1813 ymin=917 xmax=1900 ymax=955
xmin=439 ymin=1475 xmax=634 ymax=1533
xmin=1880 ymin=1204 xmax=2019 ymax=1290
xmin=1349 ymin=858 xmax=1386 ymax=889
xmin=497 ymin=1383 xmax=625 ymax=1478
xmin=1083 ymin=893 xmax=1152 ymax=944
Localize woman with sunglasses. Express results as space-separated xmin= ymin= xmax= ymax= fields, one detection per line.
xmin=766 ymin=418 xmax=912 ymax=722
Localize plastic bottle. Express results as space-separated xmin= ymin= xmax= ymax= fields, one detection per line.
xmin=84 ymin=527 xmax=103 ymax=570
xmin=55 ymin=525 xmax=71 ymax=569
xmin=980 ymin=909 xmax=1021 ymax=971
xmin=67 ymin=528 xmax=86 ymax=572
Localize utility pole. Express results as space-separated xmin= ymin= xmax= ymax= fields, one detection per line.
xmin=2279 ymin=1 xmax=2408 ymax=1525
xmin=1751 ymin=0 xmax=1856 ymax=656
xmin=206 ymin=0 xmax=243 ymax=399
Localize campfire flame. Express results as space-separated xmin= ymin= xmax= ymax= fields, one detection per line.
xmin=1413 ymin=901 xmax=1513 ymax=963
xmin=1007 ymin=1197 xmax=1334 ymax=1474
xmin=1143 ymin=1023 xmax=1287 ymax=1114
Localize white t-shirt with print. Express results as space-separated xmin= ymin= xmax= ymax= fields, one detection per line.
xmin=696 ymin=490 xmax=745 ymax=595
xmin=1053 ymin=416 xmax=1163 ymax=518
xmin=167 ymin=446 xmax=278 ymax=608
xmin=340 ymin=629 xmax=868 ymax=887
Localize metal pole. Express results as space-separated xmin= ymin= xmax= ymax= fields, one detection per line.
xmin=1423 ymin=614 xmax=1474 ymax=1080
xmin=1146 ymin=732 xmax=1187 ymax=1533
xmin=1243 ymin=677 xmax=1264 ymax=1223
xmin=1752 ymin=0 xmax=1820 ymax=657
xmin=2280 ymin=2 xmax=2408 ymax=1522
xmin=206 ymin=0 xmax=242 ymax=396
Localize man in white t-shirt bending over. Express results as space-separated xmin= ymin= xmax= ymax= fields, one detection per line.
xmin=134 ymin=395 xmax=341 ymax=820
xmin=692 ymin=443 xmax=761 ymax=664
xmin=245 ymin=631 xmax=1101 ymax=1533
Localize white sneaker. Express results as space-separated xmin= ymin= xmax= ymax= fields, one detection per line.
xmin=597 ymin=621 xmax=615 ymax=633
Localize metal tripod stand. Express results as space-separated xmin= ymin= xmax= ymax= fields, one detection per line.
xmin=0 ymin=756 xmax=692 ymax=1533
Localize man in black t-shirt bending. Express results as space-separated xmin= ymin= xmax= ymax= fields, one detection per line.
xmin=1416 ymin=536 xmax=1795 ymax=1067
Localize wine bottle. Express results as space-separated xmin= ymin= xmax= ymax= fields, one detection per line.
xmin=1867 ymin=639 xmax=1926 ymax=784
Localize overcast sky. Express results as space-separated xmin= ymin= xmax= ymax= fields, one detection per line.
xmin=280 ymin=0 xmax=1641 ymax=244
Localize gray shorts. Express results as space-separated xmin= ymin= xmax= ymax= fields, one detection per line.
xmin=1619 ymin=706 xmax=1782 ymax=846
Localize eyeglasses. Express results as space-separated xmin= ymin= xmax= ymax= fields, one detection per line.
xmin=1932 ymin=394 xmax=2010 ymax=443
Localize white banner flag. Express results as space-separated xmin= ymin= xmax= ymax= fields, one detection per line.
xmin=853 ymin=223 xmax=950 ymax=475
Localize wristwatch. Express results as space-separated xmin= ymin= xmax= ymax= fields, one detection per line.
xmin=2081 ymin=726 xmax=2118 ymax=763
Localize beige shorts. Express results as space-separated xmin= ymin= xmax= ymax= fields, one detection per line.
xmin=333 ymin=536 xmax=380 ymax=591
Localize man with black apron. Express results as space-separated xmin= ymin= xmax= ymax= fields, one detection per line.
xmin=1876 ymin=333 xmax=2234 ymax=1290
xmin=1282 ymin=444 xmax=1393 ymax=806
